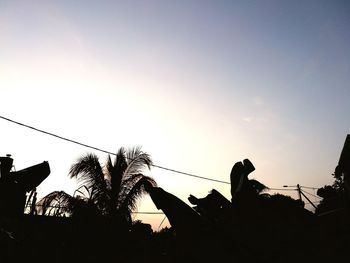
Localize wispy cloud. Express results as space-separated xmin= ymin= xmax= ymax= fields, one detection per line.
xmin=242 ymin=117 xmax=253 ymax=123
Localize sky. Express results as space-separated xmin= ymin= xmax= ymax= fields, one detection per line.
xmin=0 ymin=0 xmax=349 ymax=230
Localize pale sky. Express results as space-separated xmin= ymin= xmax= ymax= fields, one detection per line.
xmin=0 ymin=0 xmax=349 ymax=230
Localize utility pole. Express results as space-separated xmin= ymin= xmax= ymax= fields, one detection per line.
xmin=299 ymin=189 xmax=318 ymax=210
xmin=284 ymin=184 xmax=318 ymax=209
xmin=297 ymin=184 xmax=302 ymax=202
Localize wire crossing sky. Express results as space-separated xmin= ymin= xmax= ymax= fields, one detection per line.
xmin=0 ymin=114 xmax=321 ymax=194
xmin=0 ymin=115 xmax=230 ymax=184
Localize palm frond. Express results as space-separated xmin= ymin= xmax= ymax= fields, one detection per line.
xmin=104 ymin=155 xmax=113 ymax=185
xmin=73 ymin=185 xmax=91 ymax=199
xmin=124 ymin=146 xmax=153 ymax=178
xmin=113 ymin=147 xmax=128 ymax=171
xmin=36 ymin=191 xmax=76 ymax=216
xmin=105 ymin=150 xmax=126 ymax=198
xmin=69 ymin=153 xmax=108 ymax=208
xmin=118 ymin=174 xmax=157 ymax=215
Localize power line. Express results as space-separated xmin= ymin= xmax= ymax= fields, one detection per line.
xmin=132 ymin=211 xmax=164 ymax=215
xmin=0 ymin=115 xmax=319 ymax=191
xmin=25 ymin=204 xmax=164 ymax=214
xmin=300 ymin=185 xmax=319 ymax=190
xmin=0 ymin=115 xmax=115 ymax=155
xmin=0 ymin=115 xmax=228 ymax=184
xmin=301 ymin=189 xmax=322 ymax=199
xmin=152 ymin=165 xmax=229 ymax=184
xmin=158 ymin=215 xmax=167 ymax=231
xmin=268 ymin=188 xmax=297 ymax=191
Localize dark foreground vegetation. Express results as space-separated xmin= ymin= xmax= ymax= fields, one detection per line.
xmin=0 ymin=136 xmax=349 ymax=263
xmin=0 ymin=207 xmax=348 ymax=263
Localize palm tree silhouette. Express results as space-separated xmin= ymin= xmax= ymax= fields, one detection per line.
xmin=37 ymin=146 xmax=156 ymax=225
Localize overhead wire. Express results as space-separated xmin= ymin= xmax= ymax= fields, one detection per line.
xmin=131 ymin=212 xmax=164 ymax=214
xmin=300 ymin=185 xmax=319 ymax=190
xmin=301 ymin=189 xmax=322 ymax=199
xmin=267 ymin=188 xmax=297 ymax=191
xmin=157 ymin=216 xmax=167 ymax=231
xmin=0 ymin=115 xmax=229 ymax=184
xmin=0 ymin=115 xmax=319 ymax=191
xmin=25 ymin=204 xmax=164 ymax=214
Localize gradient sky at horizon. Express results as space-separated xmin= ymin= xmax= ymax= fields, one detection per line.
xmin=1 ymin=0 xmax=349 ymax=230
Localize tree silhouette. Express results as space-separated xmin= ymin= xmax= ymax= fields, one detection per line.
xmin=37 ymin=146 xmax=156 ymax=225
